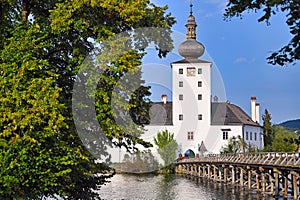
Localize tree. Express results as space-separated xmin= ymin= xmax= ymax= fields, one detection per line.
xmin=222 ymin=135 xmax=248 ymax=154
xmin=271 ymin=126 xmax=297 ymax=152
xmin=0 ymin=0 xmax=175 ymax=199
xmin=154 ymin=130 xmax=178 ymax=166
xmin=224 ymin=1 xmax=300 ymax=66
xmin=122 ymin=150 xmax=159 ymax=173
xmin=94 ymin=53 xmax=154 ymax=152
xmin=262 ymin=109 xmax=273 ymax=151
xmin=283 ymin=127 xmax=300 ymax=151
xmin=0 ymin=22 xmax=116 ymax=200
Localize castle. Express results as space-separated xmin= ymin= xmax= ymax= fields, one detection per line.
xmin=144 ymin=4 xmax=264 ymax=157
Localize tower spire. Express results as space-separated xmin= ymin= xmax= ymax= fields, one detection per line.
xmin=186 ymin=1 xmax=197 ymax=39
xmin=178 ymin=3 xmax=205 ymax=60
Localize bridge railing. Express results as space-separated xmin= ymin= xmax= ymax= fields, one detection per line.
xmin=177 ymin=152 xmax=300 ymax=168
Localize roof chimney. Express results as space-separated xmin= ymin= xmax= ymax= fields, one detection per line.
xmin=161 ymin=94 xmax=167 ymax=104
xmin=255 ymin=103 xmax=260 ymax=124
xmin=251 ymin=96 xmax=256 ymax=122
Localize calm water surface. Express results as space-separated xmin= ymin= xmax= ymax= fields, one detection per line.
xmin=98 ymin=174 xmax=273 ymax=200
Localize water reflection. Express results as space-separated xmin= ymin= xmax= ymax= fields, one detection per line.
xmin=98 ymin=174 xmax=273 ymax=200
xmin=183 ymin=174 xmax=270 ymax=200
xmin=155 ymin=174 xmax=177 ymax=200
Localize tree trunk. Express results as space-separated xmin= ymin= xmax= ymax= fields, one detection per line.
xmin=22 ymin=0 xmax=29 ymax=22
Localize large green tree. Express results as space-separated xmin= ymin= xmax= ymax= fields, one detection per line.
xmin=0 ymin=0 xmax=175 ymax=199
xmin=271 ymin=126 xmax=297 ymax=152
xmin=262 ymin=109 xmax=273 ymax=151
xmin=154 ymin=130 xmax=178 ymax=166
xmin=224 ymin=0 xmax=300 ymax=66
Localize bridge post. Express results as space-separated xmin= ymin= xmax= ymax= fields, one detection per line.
xmin=274 ymin=169 xmax=279 ymax=197
xmin=213 ymin=165 xmax=217 ymax=181
xmin=291 ymin=171 xmax=299 ymax=200
xmin=261 ymin=173 xmax=266 ymax=193
xmin=198 ymin=165 xmax=201 ymax=177
xmin=231 ymin=166 xmax=235 ymax=185
xmin=183 ymin=164 xmax=187 ymax=175
xmin=283 ymin=172 xmax=288 ymax=197
xmin=193 ymin=164 xmax=197 ymax=176
xmin=256 ymin=173 xmax=260 ymax=191
xmin=269 ymin=174 xmax=275 ymax=197
xmin=240 ymin=167 xmax=244 ymax=186
xmin=175 ymin=164 xmax=181 ymax=174
xmin=247 ymin=168 xmax=251 ymax=190
xmin=218 ymin=166 xmax=222 ymax=182
xmin=224 ymin=167 xmax=227 ymax=183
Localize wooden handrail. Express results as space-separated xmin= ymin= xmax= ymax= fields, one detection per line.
xmin=177 ymin=152 xmax=300 ymax=168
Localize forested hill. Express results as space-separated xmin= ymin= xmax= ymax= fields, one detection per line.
xmin=279 ymin=119 xmax=300 ymax=131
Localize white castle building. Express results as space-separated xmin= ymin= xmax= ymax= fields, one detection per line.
xmin=144 ymin=4 xmax=264 ymax=157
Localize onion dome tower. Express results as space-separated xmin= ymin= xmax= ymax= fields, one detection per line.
xmin=171 ymin=2 xmax=212 ymax=158
xmin=178 ymin=3 xmax=205 ymax=60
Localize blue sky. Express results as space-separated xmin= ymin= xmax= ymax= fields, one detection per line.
xmin=141 ymin=0 xmax=300 ymax=124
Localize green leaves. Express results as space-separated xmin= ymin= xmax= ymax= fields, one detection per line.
xmin=154 ymin=130 xmax=178 ymax=166
xmin=262 ymin=109 xmax=273 ymax=150
xmin=122 ymin=150 xmax=159 ymax=173
xmin=261 ymin=109 xmax=298 ymax=152
xmin=0 ymin=25 xmax=71 ymax=199
xmin=224 ymin=0 xmax=300 ymax=66
xmin=271 ymin=126 xmax=297 ymax=152
xmin=0 ymin=0 xmax=174 ymax=198
xmin=223 ymin=135 xmax=248 ymax=154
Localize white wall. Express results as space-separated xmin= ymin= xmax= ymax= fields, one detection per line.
xmin=203 ymin=125 xmax=242 ymax=153
xmin=170 ymin=61 xmax=212 ymax=155
xmin=143 ymin=60 xmax=264 ymax=157
xmin=243 ymin=125 xmax=264 ymax=150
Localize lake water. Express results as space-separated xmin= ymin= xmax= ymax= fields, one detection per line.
xmin=97 ymin=174 xmax=274 ymax=200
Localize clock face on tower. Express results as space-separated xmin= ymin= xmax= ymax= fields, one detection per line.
xmin=187 ymin=67 xmax=196 ymax=76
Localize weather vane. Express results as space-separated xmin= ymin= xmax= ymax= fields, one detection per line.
xmin=190 ymin=0 xmax=193 ymax=15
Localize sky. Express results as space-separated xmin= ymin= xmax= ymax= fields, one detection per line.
xmin=140 ymin=0 xmax=300 ymax=124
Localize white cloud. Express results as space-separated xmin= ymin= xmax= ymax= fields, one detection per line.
xmin=204 ymin=12 xmax=215 ymax=18
xmin=204 ymin=0 xmax=227 ymax=7
xmin=234 ymin=57 xmax=247 ymax=64
xmin=233 ymin=57 xmax=257 ymax=64
xmin=204 ymin=0 xmax=228 ymax=12
xmin=196 ymin=0 xmax=229 ymax=19
xmin=250 ymin=58 xmax=257 ymax=63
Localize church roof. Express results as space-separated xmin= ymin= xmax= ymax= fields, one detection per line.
xmin=147 ymin=102 xmax=261 ymax=127
xmin=149 ymin=102 xmax=173 ymax=125
xmin=211 ymin=102 xmax=261 ymax=127
xmin=172 ymin=58 xmax=211 ymax=64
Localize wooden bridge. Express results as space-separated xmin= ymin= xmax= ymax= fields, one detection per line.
xmin=175 ymin=152 xmax=300 ymax=199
